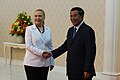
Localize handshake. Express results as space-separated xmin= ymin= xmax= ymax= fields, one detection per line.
xmin=42 ymin=51 xmax=52 ymax=59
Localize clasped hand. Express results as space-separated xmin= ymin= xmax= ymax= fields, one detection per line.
xmin=42 ymin=51 xmax=52 ymax=59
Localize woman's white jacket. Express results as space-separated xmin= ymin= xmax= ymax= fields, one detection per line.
xmin=23 ymin=24 xmax=54 ymax=67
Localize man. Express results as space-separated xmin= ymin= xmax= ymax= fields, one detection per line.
xmin=43 ymin=7 xmax=96 ymax=80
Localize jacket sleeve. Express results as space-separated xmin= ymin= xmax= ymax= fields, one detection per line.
xmin=52 ymin=39 xmax=67 ymax=59
xmin=25 ymin=27 xmax=43 ymax=57
xmin=49 ymin=29 xmax=54 ymax=65
xmin=50 ymin=56 xmax=54 ymax=65
xmin=84 ymin=28 xmax=96 ymax=74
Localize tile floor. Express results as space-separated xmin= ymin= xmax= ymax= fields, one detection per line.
xmin=0 ymin=60 xmax=67 ymax=80
xmin=0 ymin=63 xmax=26 ymax=80
xmin=0 ymin=59 xmax=101 ymax=80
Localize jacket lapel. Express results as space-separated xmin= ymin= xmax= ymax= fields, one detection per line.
xmin=68 ymin=23 xmax=85 ymax=46
xmin=32 ymin=24 xmax=45 ymax=43
xmin=73 ymin=25 xmax=83 ymax=40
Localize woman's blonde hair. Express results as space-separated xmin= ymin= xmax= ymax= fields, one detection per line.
xmin=34 ymin=9 xmax=45 ymax=18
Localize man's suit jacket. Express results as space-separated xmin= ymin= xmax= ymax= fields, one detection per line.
xmin=52 ymin=22 xmax=96 ymax=79
xmin=23 ymin=24 xmax=54 ymax=67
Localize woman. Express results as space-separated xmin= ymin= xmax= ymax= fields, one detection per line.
xmin=23 ymin=9 xmax=54 ymax=80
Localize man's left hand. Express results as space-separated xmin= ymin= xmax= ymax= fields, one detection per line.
xmin=84 ymin=72 xmax=91 ymax=79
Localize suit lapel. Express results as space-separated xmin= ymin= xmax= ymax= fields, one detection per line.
xmin=67 ymin=27 xmax=74 ymax=46
xmin=68 ymin=23 xmax=85 ymax=46
xmin=73 ymin=25 xmax=83 ymax=40
xmin=32 ymin=25 xmax=45 ymax=43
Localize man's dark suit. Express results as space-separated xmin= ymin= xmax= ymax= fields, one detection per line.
xmin=52 ymin=22 xmax=96 ymax=80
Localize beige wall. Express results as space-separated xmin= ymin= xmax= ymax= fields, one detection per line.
xmin=0 ymin=0 xmax=105 ymax=72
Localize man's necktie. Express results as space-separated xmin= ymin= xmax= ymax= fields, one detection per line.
xmin=73 ymin=28 xmax=77 ymax=38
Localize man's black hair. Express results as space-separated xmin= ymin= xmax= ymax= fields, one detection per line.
xmin=71 ymin=7 xmax=84 ymax=16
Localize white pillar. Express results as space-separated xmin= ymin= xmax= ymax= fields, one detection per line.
xmin=102 ymin=0 xmax=120 ymax=80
